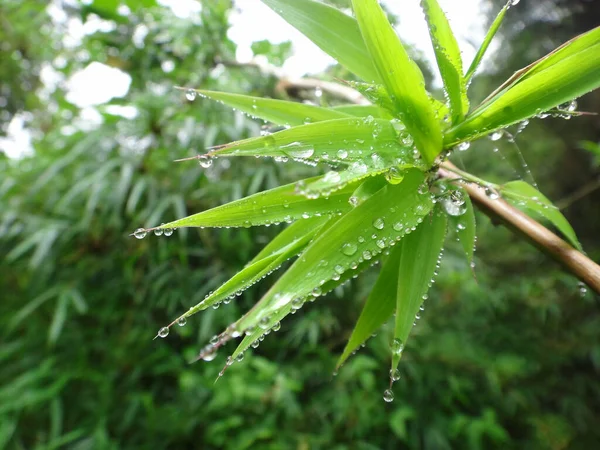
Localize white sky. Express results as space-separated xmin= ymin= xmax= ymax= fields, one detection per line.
xmin=1 ymin=0 xmax=489 ymax=158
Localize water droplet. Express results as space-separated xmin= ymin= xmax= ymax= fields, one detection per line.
xmin=509 ymin=0 xmax=520 ymax=6
xmin=272 ymin=321 xmax=281 ymax=332
xmin=154 ymin=225 xmax=164 ymax=237
xmin=163 ymin=228 xmax=174 ymax=237
xmin=489 ymin=131 xmax=503 ymax=141
xmin=383 ymin=389 xmax=394 ymax=403
xmin=259 ymin=317 xmax=270 ymax=330
xmin=456 ymin=142 xmax=470 ymax=152
xmin=484 ymin=187 xmax=499 ymax=200
xmin=342 ymin=242 xmax=358 ymax=256
xmin=349 ymin=196 xmax=359 ymax=207
xmin=177 ymin=317 xmax=187 ymax=327
xmin=376 ymin=239 xmax=386 ymax=249
xmin=393 ymin=222 xmax=404 ymax=232
xmin=362 ymin=250 xmax=372 ymax=260
xmin=390 ymin=369 xmax=401 ymax=382
xmin=134 ymin=228 xmax=147 ymax=239
xmin=198 ymin=154 xmax=213 ymax=168
xmin=385 ymin=167 xmax=404 ymax=185
xmin=578 ymin=282 xmax=587 ymax=297
xmin=202 ymin=351 xmax=217 ymax=362
xmin=185 ymin=89 xmax=196 ymax=101
xmin=311 ymin=287 xmax=322 ymax=297
xmin=337 ymin=149 xmax=348 ymax=159
xmin=334 ymin=265 xmax=345 ymax=275
xmin=373 ymin=217 xmax=385 ymax=230
xmin=235 ymin=353 xmax=245 ymax=362
xmin=349 ymin=161 xmax=368 ymax=175
xmin=158 ymin=327 xmax=169 ymax=338
xmin=442 ymin=191 xmax=467 ymax=216
xmin=323 ymin=171 xmax=341 ymax=183
xmin=251 ymin=340 xmax=260 ymax=349
xmin=391 ymin=338 xmax=404 ymax=355
xmin=567 ymin=100 xmax=578 ymax=112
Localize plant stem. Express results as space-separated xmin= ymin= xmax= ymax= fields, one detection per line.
xmin=440 ymin=161 xmax=600 ymax=294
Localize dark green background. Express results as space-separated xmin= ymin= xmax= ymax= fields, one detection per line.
xmin=1 ymin=0 xmax=599 ymax=448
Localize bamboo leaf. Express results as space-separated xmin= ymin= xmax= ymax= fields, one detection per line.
xmin=448 ymin=189 xmax=476 ymax=265
xmin=446 ymin=27 xmax=600 ymax=146
xmin=500 ymin=181 xmax=581 ymax=250
xmin=235 ymin=169 xmax=434 ymax=331
xmin=209 ymin=117 xmax=422 ymax=169
xmin=392 ymin=205 xmax=447 ymax=370
xmin=155 ymin=176 xmax=357 ymax=230
xmin=465 ymin=3 xmax=509 ymax=83
xmin=421 ymin=0 xmax=469 ymax=123
xmin=351 ymin=0 xmax=443 ymax=165
xmin=172 ymin=217 xmax=331 ymax=319
xmin=261 ymin=0 xmax=380 ymax=83
xmin=337 ymin=244 xmax=402 ymax=368
xmin=331 ymin=105 xmax=389 ymax=119
xmin=192 ymin=89 xmax=350 ymax=126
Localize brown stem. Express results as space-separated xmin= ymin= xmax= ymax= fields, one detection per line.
xmin=440 ymin=162 xmax=600 ymax=294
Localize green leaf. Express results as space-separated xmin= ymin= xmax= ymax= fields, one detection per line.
xmin=446 ymin=27 xmax=600 ymax=146
xmin=500 ymin=181 xmax=581 ymax=250
xmin=192 ymin=89 xmax=350 ymax=126
xmin=392 ymin=205 xmax=447 ymax=369
xmin=261 ymin=0 xmax=380 ymax=83
xmin=337 ymin=244 xmax=402 ymax=368
xmin=447 ymin=188 xmax=476 ymax=265
xmin=172 ymin=217 xmax=331 ymax=319
xmin=465 ymin=3 xmax=508 ymax=83
xmin=331 ymin=104 xmax=389 ymax=119
xmin=156 ymin=176 xmax=357 ymax=229
xmin=235 ymin=169 xmax=434 ymax=331
xmin=421 ymin=0 xmax=469 ymax=124
xmin=210 ymin=117 xmax=422 ymax=169
xmin=351 ymin=0 xmax=443 ymax=165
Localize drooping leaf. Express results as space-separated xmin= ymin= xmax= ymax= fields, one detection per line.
xmin=261 ymin=0 xmax=380 ymax=83
xmin=392 ymin=205 xmax=447 ymax=370
xmin=170 ymin=217 xmax=331 ymax=321
xmin=500 ymin=180 xmax=581 ymax=250
xmin=155 ymin=176 xmax=358 ymax=230
xmin=235 ymin=169 xmax=434 ymax=331
xmin=446 ymin=27 xmax=600 ymax=146
xmin=421 ymin=0 xmax=469 ymax=124
xmin=447 ymin=188 xmax=476 ymax=265
xmin=464 ymin=2 xmax=509 ymax=83
xmin=209 ymin=117 xmax=421 ymax=168
xmin=192 ymin=89 xmax=350 ymax=126
xmin=337 ymin=244 xmax=402 ymax=368
xmin=351 ymin=0 xmax=443 ymax=165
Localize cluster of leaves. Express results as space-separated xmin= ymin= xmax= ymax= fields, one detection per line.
xmin=139 ymin=0 xmax=599 ymax=385
xmin=2 ymin=0 xmax=600 ymax=449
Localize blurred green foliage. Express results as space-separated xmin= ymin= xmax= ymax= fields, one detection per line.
xmin=1 ymin=1 xmax=599 ymax=449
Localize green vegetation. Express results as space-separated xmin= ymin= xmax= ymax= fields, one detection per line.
xmin=1 ymin=0 xmax=599 ymax=448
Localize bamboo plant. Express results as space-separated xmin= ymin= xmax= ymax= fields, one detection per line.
xmin=132 ymin=0 xmax=600 ymax=392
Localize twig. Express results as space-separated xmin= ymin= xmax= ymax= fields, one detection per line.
xmin=555 ymin=177 xmax=600 ymax=210
xmin=440 ymin=162 xmax=600 ymax=293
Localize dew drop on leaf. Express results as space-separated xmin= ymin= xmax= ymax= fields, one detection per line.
xmin=390 ymin=369 xmax=401 ymax=382
xmin=373 ymin=217 xmax=385 ymax=230
xmin=158 ymin=327 xmax=169 ymax=338
xmin=163 ymin=228 xmax=174 ymax=237
xmin=177 ymin=317 xmax=186 ymax=327
xmin=391 ymin=338 xmax=404 ymax=355
xmin=342 ymin=242 xmax=358 ymax=256
xmin=383 ymin=389 xmax=394 ymax=403
xmin=134 ymin=228 xmax=147 ymax=239
xmin=185 ymin=89 xmax=196 ymax=101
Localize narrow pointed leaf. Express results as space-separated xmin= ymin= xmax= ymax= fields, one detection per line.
xmin=331 ymin=105 xmax=389 ymax=119
xmin=231 ymin=248 xmax=380 ymax=361
xmin=446 ymin=28 xmax=600 ymax=146
xmin=500 ymin=181 xmax=581 ymax=250
xmin=421 ymin=0 xmax=469 ymax=123
xmin=235 ymin=169 xmax=434 ymax=331
xmin=448 ymin=189 xmax=476 ymax=264
xmin=392 ymin=205 xmax=447 ymax=369
xmin=465 ymin=3 xmax=508 ymax=83
xmin=261 ymin=0 xmax=380 ymax=83
xmin=173 ymin=217 xmax=330 ymax=320
xmin=337 ymin=244 xmax=402 ymax=368
xmin=210 ymin=117 xmax=420 ymax=167
xmin=195 ymin=89 xmax=350 ymax=126
xmin=352 ymin=0 xmax=443 ymax=165
xmin=156 ymin=176 xmax=357 ymax=230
